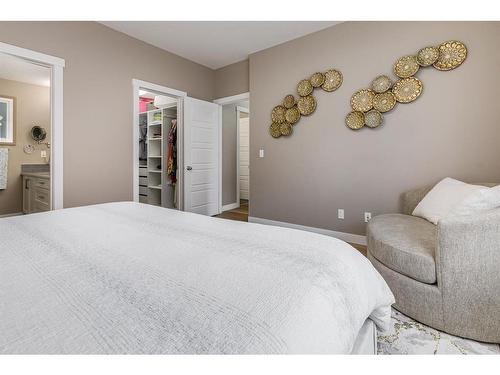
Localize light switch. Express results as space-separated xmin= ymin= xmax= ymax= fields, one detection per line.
xmin=338 ymin=209 xmax=344 ymax=220
xmin=259 ymin=149 xmax=264 ymax=158
xmin=41 ymin=150 xmax=47 ymax=158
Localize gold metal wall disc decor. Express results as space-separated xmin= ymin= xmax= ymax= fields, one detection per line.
xmin=297 ymin=79 xmax=313 ymax=96
xmin=285 ymin=106 xmax=301 ymax=124
xmin=297 ymin=95 xmax=317 ymax=115
xmin=280 ymin=122 xmax=293 ymax=136
xmin=351 ymin=89 xmax=375 ymax=112
xmin=321 ymin=69 xmax=343 ymax=92
xmin=271 ymin=105 xmax=287 ymax=123
xmin=310 ymin=72 xmax=326 ymax=88
xmin=269 ymin=122 xmax=282 ymax=138
xmin=371 ymin=75 xmax=393 ymax=93
xmin=417 ymin=46 xmax=439 ymax=67
xmin=345 ymin=111 xmax=365 ymax=130
xmin=433 ymin=40 xmax=467 ymax=71
xmin=270 ymin=67 xmax=343 ymax=138
xmin=283 ymin=94 xmax=296 ymax=109
xmin=364 ymin=110 xmax=383 ymax=128
xmin=373 ymin=91 xmax=397 ymax=113
xmin=392 ymin=77 xmax=423 ymax=103
xmin=394 ymin=55 xmax=420 ymax=78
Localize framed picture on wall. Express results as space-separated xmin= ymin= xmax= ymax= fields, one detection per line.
xmin=0 ymin=95 xmax=16 ymax=145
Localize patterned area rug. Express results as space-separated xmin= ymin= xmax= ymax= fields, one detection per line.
xmin=377 ymin=309 xmax=500 ymax=354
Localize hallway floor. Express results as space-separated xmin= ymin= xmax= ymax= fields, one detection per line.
xmin=215 ymin=200 xmax=248 ymax=222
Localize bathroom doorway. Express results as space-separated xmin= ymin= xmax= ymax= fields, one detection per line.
xmin=0 ymin=51 xmax=52 ymax=217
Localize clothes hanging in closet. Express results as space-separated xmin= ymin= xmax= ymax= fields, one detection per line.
xmin=167 ymin=119 xmax=177 ymax=183
xmin=139 ymin=124 xmax=148 ymax=161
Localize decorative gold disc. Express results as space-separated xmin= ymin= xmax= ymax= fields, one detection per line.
xmin=433 ymin=40 xmax=467 ymax=71
xmin=271 ymin=105 xmax=287 ymax=123
xmin=417 ymin=46 xmax=439 ymax=67
xmin=394 ymin=55 xmax=420 ymax=78
xmin=371 ymin=75 xmax=393 ymax=93
xmin=310 ymin=72 xmax=325 ymax=88
xmin=297 ymin=79 xmax=313 ymax=96
xmin=297 ymin=95 xmax=316 ymax=116
xmin=269 ymin=122 xmax=281 ymax=138
xmin=321 ymin=69 xmax=343 ymax=92
xmin=373 ymin=91 xmax=396 ymax=113
xmin=283 ymin=94 xmax=296 ymax=109
xmin=351 ymin=89 xmax=375 ymax=112
xmin=364 ymin=110 xmax=383 ymax=128
xmin=280 ymin=122 xmax=293 ymax=136
xmin=392 ymin=77 xmax=423 ymax=103
xmin=285 ymin=106 xmax=301 ymax=124
xmin=345 ymin=111 xmax=365 ymax=130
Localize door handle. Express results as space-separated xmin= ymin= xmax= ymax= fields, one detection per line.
xmin=186 ymin=166 xmax=193 ymax=171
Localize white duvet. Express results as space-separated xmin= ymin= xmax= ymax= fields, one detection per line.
xmin=0 ymin=202 xmax=394 ymax=354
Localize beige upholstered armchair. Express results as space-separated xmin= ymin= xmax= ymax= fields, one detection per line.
xmin=367 ymin=183 xmax=500 ymax=343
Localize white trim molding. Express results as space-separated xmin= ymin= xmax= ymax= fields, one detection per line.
xmin=213 ymin=92 xmax=249 ymax=105
xmin=222 ymin=202 xmax=240 ymax=212
xmin=0 ymin=42 xmax=65 ymax=210
xmin=248 ymin=216 xmax=367 ymax=246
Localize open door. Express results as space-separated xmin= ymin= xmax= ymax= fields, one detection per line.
xmin=183 ymin=97 xmax=220 ymax=216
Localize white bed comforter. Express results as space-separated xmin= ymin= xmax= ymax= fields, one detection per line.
xmin=0 ymin=202 xmax=394 ymax=354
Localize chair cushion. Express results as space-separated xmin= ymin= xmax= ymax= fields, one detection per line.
xmin=367 ymin=214 xmax=437 ymax=284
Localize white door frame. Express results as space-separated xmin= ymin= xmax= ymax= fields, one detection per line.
xmin=213 ymin=92 xmax=250 ymax=213
xmin=0 ymin=42 xmax=65 ymax=210
xmin=132 ymin=79 xmax=187 ymax=209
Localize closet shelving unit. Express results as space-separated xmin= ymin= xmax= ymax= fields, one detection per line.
xmin=146 ymin=109 xmax=164 ymax=206
xmin=138 ymin=103 xmax=178 ymax=208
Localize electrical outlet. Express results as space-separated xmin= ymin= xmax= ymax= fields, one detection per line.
xmin=259 ymin=149 xmax=264 ymax=158
xmin=41 ymin=150 xmax=47 ymax=158
xmin=338 ymin=209 xmax=344 ymax=220
xmin=364 ymin=212 xmax=372 ymax=223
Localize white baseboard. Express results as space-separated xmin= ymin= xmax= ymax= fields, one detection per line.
xmin=0 ymin=212 xmax=23 ymax=218
xmin=248 ymin=216 xmax=367 ymax=246
xmin=222 ymin=202 xmax=240 ymax=212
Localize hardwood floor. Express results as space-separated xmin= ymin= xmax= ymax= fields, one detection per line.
xmin=215 ymin=200 xmax=248 ymax=222
xmin=215 ymin=200 xmax=367 ymax=256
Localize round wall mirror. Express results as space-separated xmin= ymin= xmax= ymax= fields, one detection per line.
xmin=31 ymin=126 xmax=47 ymax=143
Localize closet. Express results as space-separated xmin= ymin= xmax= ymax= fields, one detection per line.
xmin=138 ymin=92 xmax=179 ymax=209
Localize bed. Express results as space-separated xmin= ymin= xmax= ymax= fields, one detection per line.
xmin=0 ymin=202 xmax=394 ymax=354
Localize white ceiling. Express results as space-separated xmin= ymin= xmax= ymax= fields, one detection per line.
xmin=100 ymin=21 xmax=340 ymax=69
xmin=0 ymin=52 xmax=50 ymax=87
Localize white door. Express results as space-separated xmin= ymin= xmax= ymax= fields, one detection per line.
xmin=183 ymin=97 xmax=220 ymax=216
xmin=239 ymin=116 xmax=250 ymax=200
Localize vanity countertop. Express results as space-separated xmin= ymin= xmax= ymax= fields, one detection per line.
xmin=21 ymin=172 xmax=50 ymax=179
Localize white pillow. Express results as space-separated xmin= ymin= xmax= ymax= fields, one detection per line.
xmin=448 ymin=184 xmax=500 ymax=217
xmin=412 ymin=178 xmax=488 ymax=224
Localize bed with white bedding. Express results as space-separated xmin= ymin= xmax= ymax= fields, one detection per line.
xmin=0 ymin=202 xmax=394 ymax=354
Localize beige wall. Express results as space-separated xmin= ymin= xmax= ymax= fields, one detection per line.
xmin=215 ymin=60 xmax=249 ymax=99
xmin=0 ymin=78 xmax=50 ymax=215
xmin=249 ymin=21 xmax=500 ymax=235
xmin=0 ymin=21 xmax=215 ymax=208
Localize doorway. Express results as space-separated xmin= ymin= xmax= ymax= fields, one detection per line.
xmin=0 ymin=43 xmax=64 ymax=217
xmin=214 ymin=92 xmax=250 ymax=217
xmin=132 ymin=79 xmax=221 ymax=216
xmin=133 ymin=80 xmax=185 ymax=210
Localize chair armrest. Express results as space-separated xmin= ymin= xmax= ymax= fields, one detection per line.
xmin=401 ymin=185 xmax=434 ymax=215
xmin=436 ymin=209 xmax=500 ymax=340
